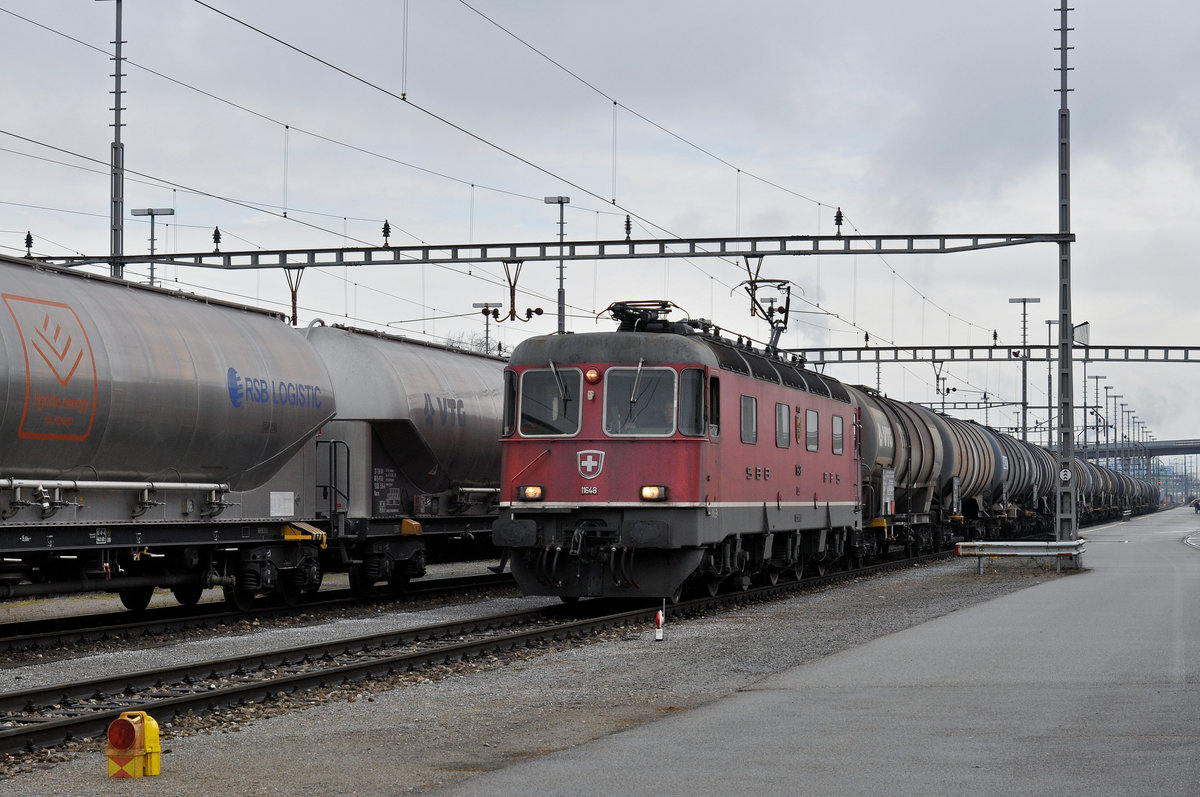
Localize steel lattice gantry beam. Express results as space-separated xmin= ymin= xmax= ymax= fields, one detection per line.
xmin=1077 ymin=439 xmax=1200 ymax=458
xmin=794 ymin=344 xmax=1200 ymax=365
xmin=44 ymin=232 xmax=1071 ymax=271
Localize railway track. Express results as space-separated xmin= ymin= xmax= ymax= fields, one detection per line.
xmin=0 ymin=550 xmax=948 ymax=754
xmin=0 ymin=572 xmax=515 ymax=656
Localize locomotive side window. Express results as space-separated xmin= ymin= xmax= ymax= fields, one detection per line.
xmin=501 ymin=370 xmax=517 ymax=437
xmin=806 ymin=408 xmax=819 ymax=452
xmin=519 ymin=368 xmax=582 ymax=436
xmin=740 ymin=395 xmax=758 ymax=444
xmin=832 ymin=414 xmax=844 ymax=455
xmin=603 ymin=367 xmax=676 ymax=436
xmin=679 ymin=368 xmax=706 ymax=437
xmin=775 ymin=403 xmax=790 ymax=448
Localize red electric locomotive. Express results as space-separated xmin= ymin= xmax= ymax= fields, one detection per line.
xmin=492 ymin=301 xmax=864 ymax=600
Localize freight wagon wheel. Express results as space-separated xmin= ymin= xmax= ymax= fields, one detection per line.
xmin=118 ymin=586 xmax=155 ymax=612
xmin=222 ymin=584 xmax=256 ymax=612
xmin=387 ymin=573 xmax=410 ymax=594
xmin=171 ymin=583 xmax=204 ymax=607
xmin=347 ymin=564 xmax=373 ymax=597
xmin=275 ymin=575 xmax=303 ymax=607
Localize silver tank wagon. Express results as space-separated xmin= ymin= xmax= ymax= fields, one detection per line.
xmin=305 ymin=324 xmax=504 ymax=585
xmin=0 ymin=260 xmax=334 ymax=489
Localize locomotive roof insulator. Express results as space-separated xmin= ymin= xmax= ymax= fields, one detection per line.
xmin=605 ymin=300 xmax=691 ymax=334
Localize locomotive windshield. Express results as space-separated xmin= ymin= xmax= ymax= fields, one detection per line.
xmin=603 ymin=367 xmax=676 ymax=436
xmin=518 ymin=368 xmax=582 ymax=436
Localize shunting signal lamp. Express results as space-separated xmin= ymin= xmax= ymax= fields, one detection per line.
xmin=106 ymin=711 xmax=161 ymax=778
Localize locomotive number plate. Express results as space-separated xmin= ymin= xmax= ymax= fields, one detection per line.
xmin=581 ymin=486 xmax=598 ymax=495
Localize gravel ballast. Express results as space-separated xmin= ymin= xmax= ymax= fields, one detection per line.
xmin=0 ymin=557 xmax=1066 ymax=795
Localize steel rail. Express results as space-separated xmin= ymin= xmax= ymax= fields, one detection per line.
xmin=0 ymin=573 xmax=514 ymax=655
xmin=0 ymin=550 xmax=949 ymax=753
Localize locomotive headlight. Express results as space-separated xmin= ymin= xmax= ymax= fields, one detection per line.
xmin=584 ymin=367 xmax=602 ymax=384
xmin=518 ymin=484 xmax=544 ymax=501
xmin=640 ymin=485 xmax=668 ymax=501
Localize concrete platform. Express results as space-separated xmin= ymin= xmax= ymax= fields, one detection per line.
xmin=434 ymin=510 xmax=1200 ymax=797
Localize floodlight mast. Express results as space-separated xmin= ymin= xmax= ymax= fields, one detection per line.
xmin=97 ymin=0 xmax=125 ymax=279
xmin=1054 ymin=3 xmax=1079 ymax=562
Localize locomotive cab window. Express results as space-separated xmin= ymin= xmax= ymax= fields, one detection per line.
xmin=806 ymin=409 xmax=819 ymax=452
xmin=740 ymin=395 xmax=757 ymax=444
xmin=679 ymin=368 xmax=706 ymax=437
xmin=832 ymin=414 xmax=844 ymax=455
xmin=519 ymin=367 xmax=582 ymax=436
xmin=603 ymin=366 xmax=677 ymax=436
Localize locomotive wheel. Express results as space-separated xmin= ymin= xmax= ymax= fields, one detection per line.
xmin=118 ymin=586 xmax=155 ymax=612
xmin=171 ymin=583 xmax=204 ymax=607
xmin=222 ymin=584 xmax=256 ymax=612
xmin=704 ymin=577 xmax=722 ymax=598
xmin=791 ymin=562 xmax=805 ymax=582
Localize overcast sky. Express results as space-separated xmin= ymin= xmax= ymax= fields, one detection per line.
xmin=2 ymin=1 xmax=1197 ymax=454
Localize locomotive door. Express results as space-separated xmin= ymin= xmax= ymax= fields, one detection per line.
xmin=704 ymin=374 xmax=721 ymax=522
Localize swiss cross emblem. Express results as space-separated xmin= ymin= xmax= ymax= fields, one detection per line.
xmin=577 ymin=449 xmax=605 ymax=480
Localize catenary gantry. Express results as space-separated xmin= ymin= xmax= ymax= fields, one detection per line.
xmin=44 ymin=232 xmax=1071 ymax=270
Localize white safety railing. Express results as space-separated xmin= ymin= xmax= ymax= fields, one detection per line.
xmin=955 ymin=539 xmax=1085 ymax=574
